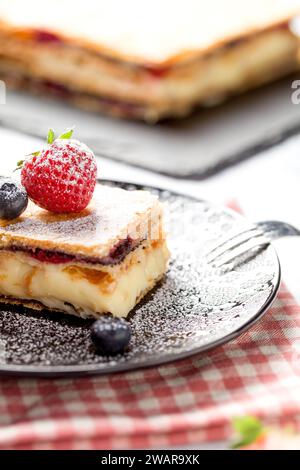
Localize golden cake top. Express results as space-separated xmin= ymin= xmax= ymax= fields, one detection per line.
xmin=0 ymin=0 xmax=298 ymax=65
xmin=0 ymin=184 xmax=162 ymax=259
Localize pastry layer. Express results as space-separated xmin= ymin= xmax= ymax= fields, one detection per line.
xmin=0 ymin=25 xmax=298 ymax=120
xmin=0 ymin=185 xmax=164 ymax=259
xmin=0 ymin=240 xmax=170 ymax=318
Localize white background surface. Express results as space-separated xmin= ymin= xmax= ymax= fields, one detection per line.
xmin=0 ymin=125 xmax=300 ymax=450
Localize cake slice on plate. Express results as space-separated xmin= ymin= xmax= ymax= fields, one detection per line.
xmin=0 ymin=0 xmax=299 ymax=121
xmin=0 ymin=130 xmax=170 ymax=319
xmin=0 ymin=184 xmax=169 ymax=318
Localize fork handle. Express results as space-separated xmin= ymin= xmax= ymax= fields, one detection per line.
xmin=257 ymin=221 xmax=300 ymax=241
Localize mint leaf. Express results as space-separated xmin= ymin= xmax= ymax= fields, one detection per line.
xmin=58 ymin=127 xmax=75 ymax=140
xmin=47 ymin=128 xmax=55 ymax=144
xmin=231 ymin=416 xmax=264 ymax=449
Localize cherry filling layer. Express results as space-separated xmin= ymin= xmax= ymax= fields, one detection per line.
xmin=143 ymin=65 xmax=170 ymax=78
xmin=9 ymin=237 xmax=137 ymax=266
xmin=49 ymin=82 xmax=145 ymax=115
xmin=34 ymin=29 xmax=63 ymax=44
xmin=19 ymin=76 xmax=146 ymax=116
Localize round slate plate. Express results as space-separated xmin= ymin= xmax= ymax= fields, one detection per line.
xmin=0 ymin=181 xmax=280 ymax=377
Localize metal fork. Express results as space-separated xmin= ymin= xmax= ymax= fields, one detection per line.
xmin=206 ymin=221 xmax=300 ymax=268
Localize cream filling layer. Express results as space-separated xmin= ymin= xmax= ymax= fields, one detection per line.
xmin=0 ymin=241 xmax=170 ymax=318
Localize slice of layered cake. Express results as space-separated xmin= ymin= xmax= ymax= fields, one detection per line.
xmin=0 ymin=0 xmax=299 ymax=121
xmin=0 ymin=130 xmax=170 ymax=318
xmin=0 ymin=184 xmax=169 ymax=318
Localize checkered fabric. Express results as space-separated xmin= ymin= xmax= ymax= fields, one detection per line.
xmin=0 ymin=284 xmax=300 ymax=449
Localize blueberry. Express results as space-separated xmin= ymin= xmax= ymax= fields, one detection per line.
xmin=91 ymin=317 xmax=132 ymax=355
xmin=0 ymin=177 xmax=28 ymax=220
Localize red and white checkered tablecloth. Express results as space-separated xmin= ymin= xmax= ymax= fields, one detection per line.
xmin=0 ymin=284 xmax=300 ymax=449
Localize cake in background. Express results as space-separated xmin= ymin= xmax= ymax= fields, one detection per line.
xmin=0 ymin=0 xmax=299 ymax=121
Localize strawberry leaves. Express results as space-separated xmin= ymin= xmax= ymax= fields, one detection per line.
xmin=58 ymin=127 xmax=75 ymax=140
xmin=48 ymin=126 xmax=74 ymax=144
xmin=14 ymin=160 xmax=25 ymax=172
xmin=47 ymin=128 xmax=55 ymax=144
xmin=15 ymin=127 xmax=75 ymax=171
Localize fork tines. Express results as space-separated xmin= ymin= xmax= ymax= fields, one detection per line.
xmin=206 ymin=226 xmax=270 ymax=268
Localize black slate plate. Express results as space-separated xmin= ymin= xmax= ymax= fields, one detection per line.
xmin=0 ymin=181 xmax=281 ymax=377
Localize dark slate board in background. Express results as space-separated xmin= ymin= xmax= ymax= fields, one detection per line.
xmin=1 ymin=75 xmax=300 ymax=178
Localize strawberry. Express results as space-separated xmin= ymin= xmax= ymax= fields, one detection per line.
xmin=18 ymin=128 xmax=97 ymax=213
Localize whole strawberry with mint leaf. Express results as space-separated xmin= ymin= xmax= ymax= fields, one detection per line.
xmin=17 ymin=128 xmax=97 ymax=214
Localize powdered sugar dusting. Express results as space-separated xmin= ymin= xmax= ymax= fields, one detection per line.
xmin=0 ymin=182 xmax=279 ymax=374
xmin=0 ymin=183 xmax=159 ymax=257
